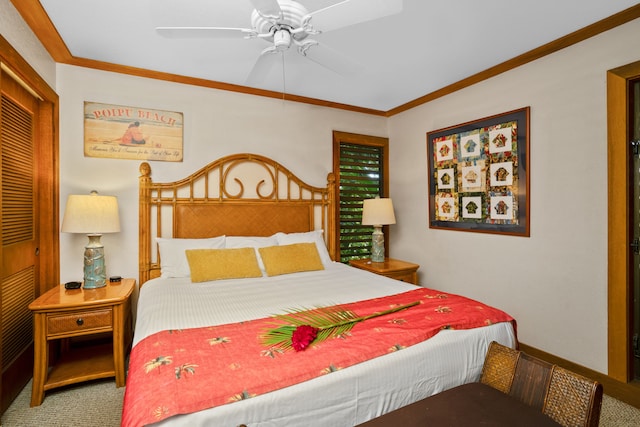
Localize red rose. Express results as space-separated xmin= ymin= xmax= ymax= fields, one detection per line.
xmin=291 ymin=325 xmax=318 ymax=352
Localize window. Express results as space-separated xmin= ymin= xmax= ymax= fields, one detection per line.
xmin=332 ymin=131 xmax=389 ymax=263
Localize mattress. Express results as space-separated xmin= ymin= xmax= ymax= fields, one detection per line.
xmin=129 ymin=262 xmax=516 ymax=426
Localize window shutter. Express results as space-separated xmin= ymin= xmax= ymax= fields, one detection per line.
xmin=338 ymin=142 xmax=383 ymax=262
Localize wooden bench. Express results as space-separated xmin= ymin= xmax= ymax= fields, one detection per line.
xmin=358 ymin=341 xmax=603 ymax=427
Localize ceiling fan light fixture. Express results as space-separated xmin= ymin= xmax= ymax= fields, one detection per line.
xmin=273 ymin=28 xmax=292 ymax=51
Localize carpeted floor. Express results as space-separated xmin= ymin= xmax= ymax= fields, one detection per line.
xmin=1 ymin=380 xmax=124 ymax=427
xmin=2 ymin=379 xmax=640 ymax=426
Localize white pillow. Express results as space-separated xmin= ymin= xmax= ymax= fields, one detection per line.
xmin=225 ymin=235 xmax=278 ymax=275
xmin=225 ymin=235 xmax=278 ymax=248
xmin=274 ymin=230 xmax=332 ymax=266
xmin=156 ymin=236 xmax=226 ymax=278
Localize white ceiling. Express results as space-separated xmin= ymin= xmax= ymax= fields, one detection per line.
xmin=37 ymin=0 xmax=639 ymax=111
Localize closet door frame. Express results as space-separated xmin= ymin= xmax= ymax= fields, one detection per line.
xmin=0 ymin=34 xmax=59 ymax=413
xmin=0 ymin=36 xmax=59 ymax=295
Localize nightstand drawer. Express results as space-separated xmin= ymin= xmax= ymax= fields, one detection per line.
xmin=386 ymin=271 xmax=416 ymax=284
xmin=349 ymin=258 xmax=420 ymax=286
xmin=47 ymin=308 xmax=113 ymax=336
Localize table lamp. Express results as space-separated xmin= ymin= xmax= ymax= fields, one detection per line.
xmin=361 ymin=197 xmax=396 ymax=263
xmin=61 ymin=191 xmax=120 ymax=289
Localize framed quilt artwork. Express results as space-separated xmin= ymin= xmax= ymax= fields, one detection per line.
xmin=427 ymin=107 xmax=530 ymax=236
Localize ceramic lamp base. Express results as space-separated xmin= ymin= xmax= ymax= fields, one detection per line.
xmin=370 ymin=225 xmax=385 ymax=263
xmin=83 ymin=234 xmax=106 ymax=289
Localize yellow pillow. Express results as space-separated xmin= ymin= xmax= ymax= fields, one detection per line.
xmin=258 ymin=243 xmax=325 ymax=277
xmin=185 ymin=247 xmax=262 ymax=283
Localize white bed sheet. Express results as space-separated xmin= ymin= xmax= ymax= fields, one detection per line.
xmin=133 ymin=262 xmax=516 ymax=426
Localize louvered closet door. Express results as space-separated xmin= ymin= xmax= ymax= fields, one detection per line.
xmin=0 ymin=71 xmax=38 ymax=413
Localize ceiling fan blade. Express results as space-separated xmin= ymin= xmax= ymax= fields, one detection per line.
xmin=246 ymin=49 xmax=280 ymax=85
xmin=250 ymin=0 xmax=282 ymax=19
xmin=156 ymin=26 xmax=256 ymax=39
xmin=306 ymin=0 xmax=403 ymax=33
xmin=299 ymin=41 xmax=363 ymax=77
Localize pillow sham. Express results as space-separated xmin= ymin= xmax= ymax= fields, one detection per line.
xmin=156 ymin=236 xmax=226 ymax=278
xmin=185 ymin=247 xmax=262 ymax=283
xmin=274 ymin=230 xmax=332 ymax=266
xmin=225 ymin=235 xmax=278 ymax=275
xmin=258 ymin=243 xmax=324 ymax=276
xmin=225 ymin=236 xmax=278 ymax=248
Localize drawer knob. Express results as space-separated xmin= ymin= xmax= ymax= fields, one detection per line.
xmin=76 ymin=318 xmax=84 ymax=326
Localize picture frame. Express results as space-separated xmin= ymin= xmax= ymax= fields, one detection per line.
xmin=426 ymin=107 xmax=530 ymax=236
xmin=84 ymin=101 xmax=184 ymax=162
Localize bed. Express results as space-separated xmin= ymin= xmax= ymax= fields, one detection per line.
xmin=122 ymin=153 xmax=516 ymax=426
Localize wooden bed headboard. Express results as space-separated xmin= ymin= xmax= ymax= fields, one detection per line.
xmin=139 ymin=153 xmax=336 ymax=285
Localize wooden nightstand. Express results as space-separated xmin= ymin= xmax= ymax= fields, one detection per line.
xmin=349 ymin=258 xmax=420 ymax=285
xmin=28 ymin=278 xmax=135 ymax=406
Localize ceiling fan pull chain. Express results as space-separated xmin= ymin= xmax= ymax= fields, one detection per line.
xmin=281 ymin=52 xmax=286 ymax=102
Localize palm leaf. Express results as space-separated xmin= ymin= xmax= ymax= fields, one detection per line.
xmin=260 ymin=301 xmax=420 ymax=352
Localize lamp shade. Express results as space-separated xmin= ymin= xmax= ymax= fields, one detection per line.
xmin=361 ymin=197 xmax=396 ymax=226
xmin=61 ymin=191 xmax=120 ymax=234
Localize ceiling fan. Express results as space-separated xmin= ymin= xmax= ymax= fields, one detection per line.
xmin=156 ymin=0 xmax=403 ymax=85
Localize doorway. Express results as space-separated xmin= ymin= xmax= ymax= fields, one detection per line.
xmin=632 ymin=78 xmax=640 ymax=380
xmin=608 ymin=60 xmax=640 ymax=385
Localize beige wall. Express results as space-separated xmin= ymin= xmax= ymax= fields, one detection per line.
xmin=56 ymin=65 xmax=388 ymax=287
xmin=388 ymin=18 xmax=640 ymax=373
xmin=0 ymin=0 xmax=56 ymax=87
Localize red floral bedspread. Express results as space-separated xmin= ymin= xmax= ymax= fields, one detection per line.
xmin=121 ymin=288 xmax=514 ymax=426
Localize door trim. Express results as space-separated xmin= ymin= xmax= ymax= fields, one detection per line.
xmin=0 ymin=34 xmax=59 ymax=413
xmin=607 ymin=60 xmax=640 ymax=382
